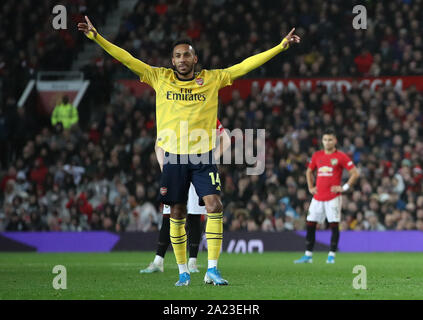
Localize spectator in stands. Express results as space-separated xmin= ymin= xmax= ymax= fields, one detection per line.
xmin=354 ymin=48 xmax=374 ymax=75
xmin=29 ymin=157 xmax=48 ymax=186
xmin=1 ymin=166 xmax=16 ymax=192
xmin=6 ymin=212 xmax=28 ymax=231
xmin=51 ymin=95 xmax=79 ymax=130
xmin=4 ymin=0 xmax=423 ymax=232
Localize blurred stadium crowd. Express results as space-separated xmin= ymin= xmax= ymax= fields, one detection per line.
xmin=0 ymin=0 xmax=118 ymax=106
xmin=1 ymin=0 xmax=423 ymax=232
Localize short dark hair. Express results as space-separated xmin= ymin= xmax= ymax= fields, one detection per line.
xmin=171 ymin=39 xmax=196 ymax=55
xmin=322 ymin=128 xmax=337 ymax=137
xmin=63 ymin=95 xmax=69 ymax=104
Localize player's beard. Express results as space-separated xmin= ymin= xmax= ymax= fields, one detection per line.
xmin=176 ymin=64 xmax=194 ymax=76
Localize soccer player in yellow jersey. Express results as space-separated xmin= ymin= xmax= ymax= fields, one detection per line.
xmin=78 ymin=16 xmax=300 ymax=286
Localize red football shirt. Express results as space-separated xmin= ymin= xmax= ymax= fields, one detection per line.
xmin=308 ymin=150 xmax=355 ymax=201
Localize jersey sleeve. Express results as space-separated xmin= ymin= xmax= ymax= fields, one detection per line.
xmin=216 ymin=119 xmax=224 ymax=136
xmin=89 ymin=32 xmax=160 ymax=89
xmin=223 ymin=39 xmax=289 ymax=82
xmin=342 ymin=153 xmax=355 ymax=170
xmin=139 ymin=66 xmax=161 ymax=89
xmin=308 ymin=153 xmax=317 ymax=170
xmin=211 ymin=69 xmax=234 ymax=89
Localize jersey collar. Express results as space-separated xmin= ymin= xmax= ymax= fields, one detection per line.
xmin=173 ymin=71 xmax=201 ymax=82
xmin=323 ymin=148 xmax=337 ymax=155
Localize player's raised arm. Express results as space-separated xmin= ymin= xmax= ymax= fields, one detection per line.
xmin=77 ymin=16 xmax=152 ymax=78
xmin=224 ymin=28 xmax=301 ymax=81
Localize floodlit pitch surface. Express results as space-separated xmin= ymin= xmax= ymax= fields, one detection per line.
xmin=1 ymin=252 xmax=422 ymax=299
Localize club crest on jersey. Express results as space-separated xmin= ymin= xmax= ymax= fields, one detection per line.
xmin=331 ymin=158 xmax=338 ymax=166
xmin=160 ymin=187 xmax=167 ymax=196
xmin=195 ymin=77 xmax=204 ymax=85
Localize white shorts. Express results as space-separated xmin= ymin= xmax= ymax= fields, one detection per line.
xmin=307 ymin=196 xmax=342 ymax=223
xmin=163 ymin=183 xmax=206 ymax=215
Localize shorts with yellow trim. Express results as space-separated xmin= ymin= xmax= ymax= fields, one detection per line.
xmin=158 ymin=151 xmax=221 ymax=206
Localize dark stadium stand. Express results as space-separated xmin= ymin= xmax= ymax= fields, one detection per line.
xmin=1 ymin=0 xmax=423 ymax=233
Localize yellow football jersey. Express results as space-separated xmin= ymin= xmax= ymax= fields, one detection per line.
xmin=140 ymin=68 xmax=233 ymax=154
xmin=88 ymin=31 xmax=289 ymax=154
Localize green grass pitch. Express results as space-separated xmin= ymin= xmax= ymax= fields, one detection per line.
xmin=1 ymin=252 xmax=422 ymax=300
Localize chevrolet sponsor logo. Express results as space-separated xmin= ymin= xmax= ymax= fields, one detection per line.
xmin=318 ymin=166 xmax=333 ymax=173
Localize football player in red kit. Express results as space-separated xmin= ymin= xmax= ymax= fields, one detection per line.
xmin=295 ymin=129 xmax=359 ymax=264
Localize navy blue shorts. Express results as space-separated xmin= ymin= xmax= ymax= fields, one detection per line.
xmin=158 ymin=151 xmax=221 ymax=206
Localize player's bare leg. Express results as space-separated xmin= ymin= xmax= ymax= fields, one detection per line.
xmin=203 ymin=194 xmax=228 ymax=285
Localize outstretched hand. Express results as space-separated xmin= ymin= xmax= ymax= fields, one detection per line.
xmin=77 ymin=16 xmax=97 ymax=40
xmin=282 ymin=27 xmax=301 ymax=49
